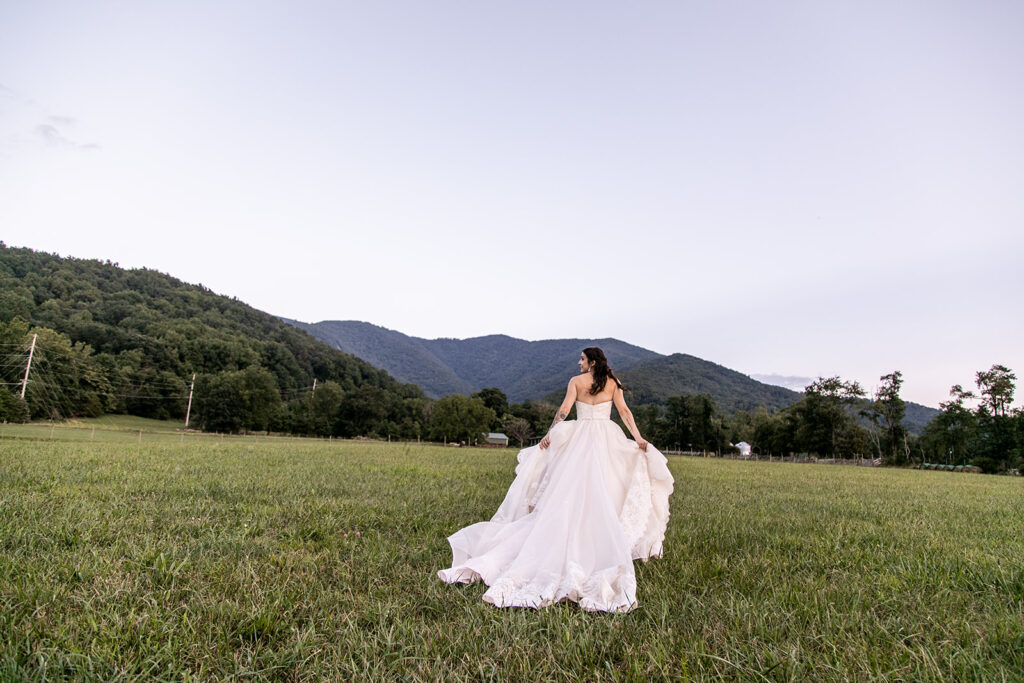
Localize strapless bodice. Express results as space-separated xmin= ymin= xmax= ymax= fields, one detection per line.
xmin=575 ymin=400 xmax=612 ymax=420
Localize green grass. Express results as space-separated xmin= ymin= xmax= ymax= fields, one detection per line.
xmin=76 ymin=415 xmax=188 ymax=431
xmin=0 ymin=440 xmax=1021 ymax=681
xmin=0 ymin=418 xmax=312 ymax=445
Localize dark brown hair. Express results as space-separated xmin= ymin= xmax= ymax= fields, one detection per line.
xmin=582 ymin=347 xmax=624 ymax=395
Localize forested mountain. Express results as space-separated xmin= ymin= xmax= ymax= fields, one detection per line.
xmin=282 ymin=319 xmax=475 ymax=396
xmin=618 ymin=354 xmax=799 ymax=413
xmin=902 ymin=403 xmax=940 ymax=436
xmin=0 ymin=244 xmax=424 ymax=434
xmin=291 ymin=320 xmax=801 ymax=413
xmin=292 ymin=320 xmax=941 ymax=431
xmin=287 ymin=320 xmax=661 ymax=401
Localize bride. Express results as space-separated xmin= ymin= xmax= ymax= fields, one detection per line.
xmin=437 ymin=347 xmax=674 ymax=612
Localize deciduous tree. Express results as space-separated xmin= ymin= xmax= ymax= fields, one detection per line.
xmin=976 ymin=365 xmax=1016 ymax=417
xmin=793 ymin=377 xmax=866 ymax=457
xmin=867 ymin=371 xmax=907 ymax=464
xmin=921 ymin=384 xmax=977 ymax=465
xmin=430 ymin=395 xmax=496 ymax=444
xmin=472 ymin=387 xmax=509 ymax=430
xmin=503 ymin=417 xmax=532 ymax=447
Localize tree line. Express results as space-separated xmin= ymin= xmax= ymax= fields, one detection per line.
xmin=918 ymin=365 xmax=1021 ymax=473
xmin=0 ymin=316 xmax=546 ymax=442
xmin=1 ymin=315 xmax=1020 ymax=472
xmin=628 ymin=368 xmax=1021 ymax=474
xmin=1 ymin=244 xmax=1020 ymax=473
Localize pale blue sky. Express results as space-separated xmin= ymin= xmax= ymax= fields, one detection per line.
xmin=2 ymin=1 xmax=1022 ymax=408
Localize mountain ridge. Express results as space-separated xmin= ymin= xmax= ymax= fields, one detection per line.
xmin=286 ymin=319 xmax=940 ymax=432
xmin=283 ymin=319 xmax=662 ymax=402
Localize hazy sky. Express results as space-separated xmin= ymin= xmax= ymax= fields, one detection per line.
xmin=2 ymin=1 xmax=1022 ymax=408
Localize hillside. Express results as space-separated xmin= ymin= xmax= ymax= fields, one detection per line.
xmin=618 ymin=353 xmax=800 ymax=413
xmin=287 ymin=320 xmax=661 ymax=401
xmin=903 ymin=402 xmax=939 ymax=435
xmin=0 ymin=244 xmax=423 ymax=434
xmin=291 ymin=320 xmax=941 ymax=431
xmin=419 ymin=335 xmax=661 ymax=401
xmin=289 ymin=320 xmax=798 ymax=412
xmin=282 ymin=319 xmax=474 ymax=396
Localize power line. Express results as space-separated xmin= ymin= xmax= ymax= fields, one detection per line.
xmin=8 ymin=358 xmax=325 ymax=423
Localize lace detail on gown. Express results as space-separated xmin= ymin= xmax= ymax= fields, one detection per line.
xmin=620 ymin=453 xmax=653 ymax=554
xmin=438 ymin=400 xmax=674 ymax=613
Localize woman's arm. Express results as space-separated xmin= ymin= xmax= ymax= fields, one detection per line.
xmin=613 ymin=385 xmax=648 ymax=451
xmin=539 ymin=380 xmax=577 ymax=449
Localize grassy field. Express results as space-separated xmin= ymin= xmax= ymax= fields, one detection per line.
xmin=0 ymin=437 xmax=1021 ymax=681
xmin=0 ymin=418 xmax=319 ymax=445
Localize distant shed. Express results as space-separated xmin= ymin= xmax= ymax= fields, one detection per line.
xmin=484 ymin=433 xmax=509 ymax=447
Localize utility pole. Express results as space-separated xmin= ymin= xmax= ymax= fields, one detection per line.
xmin=20 ymin=333 xmax=37 ymax=400
xmin=312 ymin=378 xmax=317 ymax=394
xmin=184 ymin=373 xmax=196 ymax=428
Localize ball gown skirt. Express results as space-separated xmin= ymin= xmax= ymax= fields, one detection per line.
xmin=437 ymin=400 xmax=674 ymax=613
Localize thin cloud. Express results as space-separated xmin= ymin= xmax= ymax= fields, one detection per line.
xmin=34 ymin=123 xmax=99 ymax=151
xmin=0 ymin=83 xmax=29 ymax=108
xmin=0 ymin=83 xmax=17 ymax=118
xmin=35 ymin=123 xmax=68 ymax=144
xmin=0 ymin=85 xmax=99 ymax=151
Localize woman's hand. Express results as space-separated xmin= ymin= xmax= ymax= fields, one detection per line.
xmin=539 ymin=434 xmax=551 ymax=450
xmin=636 ymin=438 xmax=648 ymax=452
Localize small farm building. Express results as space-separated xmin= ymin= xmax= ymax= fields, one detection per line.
xmin=485 ymin=433 xmax=509 ymax=447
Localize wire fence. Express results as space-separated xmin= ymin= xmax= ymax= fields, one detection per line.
xmin=663 ymin=449 xmax=883 ymax=467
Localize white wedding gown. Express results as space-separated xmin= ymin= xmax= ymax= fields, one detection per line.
xmin=438 ymin=400 xmax=674 ymax=612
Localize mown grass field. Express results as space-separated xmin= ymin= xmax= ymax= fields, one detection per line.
xmin=0 ymin=435 xmax=1021 ymax=681
xmin=0 ymin=417 xmax=304 ymax=445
